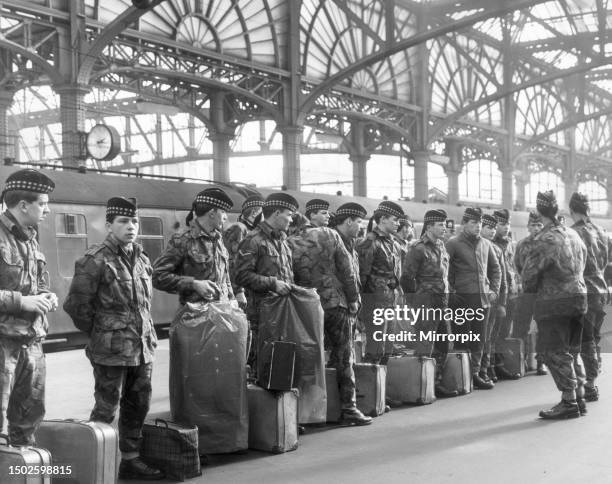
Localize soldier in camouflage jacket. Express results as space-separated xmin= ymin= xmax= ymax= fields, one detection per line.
xmin=569 ymin=192 xmax=609 ymax=402
xmin=523 ymin=191 xmax=587 ymax=420
xmin=0 ymin=169 xmax=56 ymax=446
xmin=64 ymin=197 xmax=163 ymax=479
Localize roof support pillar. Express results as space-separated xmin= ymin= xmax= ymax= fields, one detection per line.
xmin=279 ymin=125 xmax=303 ymax=190
xmin=0 ymin=91 xmax=14 ymax=162
xmin=501 ymin=165 xmax=514 ymax=209
xmin=56 ymin=84 xmax=90 ymax=167
xmin=210 ymin=132 xmax=233 ymax=183
xmin=445 ymin=140 xmax=460 ymax=205
xmin=515 ymin=172 xmax=528 ymax=211
xmin=413 ymin=151 xmax=430 ymax=203
xmin=349 ymin=153 xmax=370 ymax=198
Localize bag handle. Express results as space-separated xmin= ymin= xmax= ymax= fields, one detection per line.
xmin=155 ymin=418 xmax=169 ymax=428
xmin=0 ymin=433 xmax=9 ymax=446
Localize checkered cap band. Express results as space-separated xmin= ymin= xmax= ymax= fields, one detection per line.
xmin=375 ymin=204 xmax=403 ymax=219
xmin=306 ymin=203 xmax=328 ymax=212
xmin=424 ymin=210 xmax=447 ymax=223
xmin=536 ymin=191 xmax=556 ymax=208
xmin=493 ymin=209 xmax=510 ymax=223
xmin=463 ymin=207 xmax=482 ymax=221
xmin=264 ymin=200 xmax=297 ymax=211
xmin=336 ymin=208 xmax=366 ymax=218
xmin=5 ymin=180 xmax=54 ymax=193
xmin=242 ymin=199 xmax=264 ymax=210
xmin=195 ymin=195 xmax=232 ymax=211
xmin=482 ymin=215 xmax=497 ymax=228
xmin=107 ymin=206 xmax=137 ymax=217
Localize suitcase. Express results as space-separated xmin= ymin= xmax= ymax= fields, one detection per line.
xmin=36 ymin=419 xmax=118 ymax=484
xmin=141 ymin=419 xmax=201 ymax=482
xmin=386 ymin=356 xmax=436 ymax=405
xmin=258 ymin=341 xmax=296 ymax=391
xmin=325 ymin=368 xmax=342 ymax=423
xmin=441 ymin=351 xmax=472 ymax=395
xmin=0 ymin=434 xmax=51 ymax=484
xmin=354 ymin=363 xmax=387 ymax=417
xmin=499 ymin=338 xmax=526 ymax=377
xmin=247 ymin=385 xmax=299 ymax=454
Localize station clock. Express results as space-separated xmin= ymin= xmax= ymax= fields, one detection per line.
xmin=86 ymin=124 xmax=121 ymax=161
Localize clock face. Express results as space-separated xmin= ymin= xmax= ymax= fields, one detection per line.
xmin=86 ymin=124 xmax=121 ymax=161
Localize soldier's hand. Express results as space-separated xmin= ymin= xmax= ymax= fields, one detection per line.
xmin=496 ymin=305 xmax=506 ymax=320
xmin=21 ymin=295 xmax=53 ymax=315
xmin=489 ymin=292 xmax=498 ymax=304
xmin=348 ymin=301 xmax=359 ymax=315
xmin=236 ymin=291 xmax=248 ymax=308
xmin=42 ymin=292 xmax=59 ymax=311
xmin=273 ymin=280 xmax=292 ymax=296
xmin=193 ymin=280 xmax=221 ymax=300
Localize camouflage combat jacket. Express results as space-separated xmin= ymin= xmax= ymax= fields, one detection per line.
xmin=223 ymin=216 xmax=256 ymax=295
xmin=571 ymin=219 xmax=608 ymax=301
xmin=152 ymin=221 xmax=234 ymax=303
xmin=402 ymin=234 xmax=449 ymax=299
xmin=336 ymin=229 xmax=361 ymax=293
xmin=521 ymin=222 xmax=587 ymax=319
xmin=357 ymin=227 xmax=402 ymax=295
xmin=494 ymin=235 xmax=518 ymax=297
xmin=445 ymin=231 xmax=501 ymax=308
xmin=0 ymin=212 xmax=50 ymax=340
xmin=489 ymin=238 xmax=508 ymax=306
xmin=289 ymin=226 xmax=359 ymax=311
xmin=63 ymin=235 xmax=157 ymax=366
xmin=234 ymin=221 xmax=294 ymax=321
xmin=393 ymin=235 xmax=410 ymax=273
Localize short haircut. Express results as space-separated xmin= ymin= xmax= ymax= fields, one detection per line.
xmin=3 ymin=190 xmax=41 ymax=208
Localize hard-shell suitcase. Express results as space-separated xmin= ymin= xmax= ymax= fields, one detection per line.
xmin=36 ymin=419 xmax=119 ymax=484
xmin=325 ymin=368 xmax=342 ymax=423
xmin=247 ymin=385 xmax=298 ymax=454
xmin=499 ymin=338 xmax=525 ymax=377
xmin=354 ymin=363 xmax=387 ymax=417
xmin=0 ymin=434 xmax=51 ymax=484
xmin=258 ymin=341 xmax=296 ymax=391
xmin=141 ymin=419 xmax=201 ymax=482
xmin=441 ymin=351 xmax=472 ymax=395
xmin=386 ymin=356 xmax=436 ymax=405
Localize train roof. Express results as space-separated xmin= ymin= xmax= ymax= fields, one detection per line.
xmin=0 ymin=165 xmax=255 ymax=211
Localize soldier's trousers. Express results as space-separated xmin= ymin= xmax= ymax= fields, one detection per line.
xmin=512 ymin=294 xmax=544 ymax=366
xmin=412 ymin=293 xmax=450 ymax=381
xmin=324 ymin=307 xmax=356 ymax=410
xmin=582 ymin=295 xmax=606 ymax=386
xmin=451 ymin=294 xmax=488 ymax=374
xmin=538 ymin=314 xmax=586 ymax=401
xmin=481 ymin=303 xmax=501 ymax=373
xmin=90 ymin=361 xmax=153 ymax=456
xmin=0 ymin=339 xmax=45 ymax=446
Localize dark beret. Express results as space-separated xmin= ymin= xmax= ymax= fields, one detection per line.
xmin=463 ymin=207 xmax=482 ymax=222
xmin=194 ymin=188 xmax=233 ymax=211
xmin=536 ymin=190 xmax=557 ymax=209
xmin=336 ymin=203 xmax=367 ymax=219
xmin=242 ymin=195 xmax=264 ymax=211
xmin=569 ymin=192 xmax=590 ymax=214
xmin=482 ymin=214 xmax=497 ymax=228
xmin=265 ymin=192 xmax=299 ymax=212
xmin=493 ymin=208 xmax=510 ymax=223
xmin=375 ymin=200 xmax=404 ymax=219
xmin=107 ymin=197 xmax=137 ymax=218
xmin=528 ymin=211 xmax=543 ymax=224
xmin=424 ymin=209 xmax=447 ymax=223
xmin=3 ymin=169 xmax=55 ymax=197
xmin=305 ymin=198 xmax=330 ymax=213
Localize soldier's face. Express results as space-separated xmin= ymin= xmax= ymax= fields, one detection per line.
xmin=482 ymin=225 xmax=495 ymax=240
xmin=428 ymin=221 xmax=446 ymax=240
xmin=347 ymin=217 xmax=363 ymax=238
xmin=463 ymin=219 xmax=481 ymax=236
xmin=108 ymin=216 xmax=139 ymax=245
xmin=210 ymin=208 xmax=227 ymax=230
xmin=528 ymin=222 xmax=543 ymax=235
xmin=379 ymin=215 xmax=399 ymax=234
xmin=273 ymin=209 xmax=294 ymax=231
xmin=496 ymin=222 xmax=510 ymax=237
xmin=310 ymin=210 xmax=330 ymax=227
xmin=22 ymin=194 xmax=50 ymax=226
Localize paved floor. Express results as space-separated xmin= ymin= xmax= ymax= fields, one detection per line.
xmin=42 ymin=325 xmax=612 ymax=484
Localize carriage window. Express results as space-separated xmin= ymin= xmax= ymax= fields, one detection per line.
xmin=139 ymin=217 xmax=164 ymax=261
xmin=55 ymin=213 xmax=87 ymax=277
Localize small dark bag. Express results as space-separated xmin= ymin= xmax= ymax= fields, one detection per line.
xmin=141 ymin=419 xmax=201 ymax=481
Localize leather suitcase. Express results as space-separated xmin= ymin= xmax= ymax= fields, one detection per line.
xmin=499 ymin=338 xmax=526 ymax=377
xmin=0 ymin=435 xmax=51 ymax=484
xmin=325 ymin=368 xmax=342 ymax=423
xmin=247 ymin=385 xmax=298 ymax=454
xmin=354 ymin=363 xmax=387 ymax=417
xmin=386 ymin=356 xmax=436 ymax=405
xmin=258 ymin=341 xmax=296 ymax=391
xmin=441 ymin=351 xmax=472 ymax=395
xmin=36 ymin=419 xmax=119 ymax=484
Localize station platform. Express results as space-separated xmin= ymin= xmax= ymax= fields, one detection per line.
xmin=44 ymin=333 xmax=612 ymax=484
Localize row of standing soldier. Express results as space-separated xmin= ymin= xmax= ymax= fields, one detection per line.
xmin=0 ymin=169 xmax=607 ymax=482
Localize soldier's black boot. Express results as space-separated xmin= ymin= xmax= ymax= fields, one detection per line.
xmin=536 ymin=361 xmax=548 ymax=376
xmin=487 ymin=366 xmax=498 ymax=383
xmin=435 ymin=382 xmax=459 ymax=398
xmin=496 ymin=365 xmax=521 ymax=380
xmin=119 ymin=457 xmax=164 ymax=480
xmin=473 ymin=373 xmax=494 ymax=390
xmin=584 ymin=386 xmax=599 ymax=402
xmin=577 ymin=398 xmax=587 ymax=416
xmin=339 ymin=408 xmax=373 ymax=426
xmin=538 ymin=400 xmax=580 ymax=420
